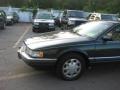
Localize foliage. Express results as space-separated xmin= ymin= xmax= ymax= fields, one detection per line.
xmin=0 ymin=0 xmax=120 ymax=14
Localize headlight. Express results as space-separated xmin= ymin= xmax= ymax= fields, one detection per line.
xmin=34 ymin=22 xmax=39 ymax=25
xmin=20 ymin=43 xmax=26 ymax=52
xmin=49 ymin=23 xmax=54 ymax=26
xmin=7 ymin=16 xmax=13 ymax=20
xmin=26 ymin=47 xmax=44 ymax=58
xmin=68 ymin=20 xmax=75 ymax=25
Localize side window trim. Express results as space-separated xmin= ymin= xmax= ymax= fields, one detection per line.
xmin=96 ymin=24 xmax=118 ymax=41
xmin=104 ymin=24 xmax=120 ymax=41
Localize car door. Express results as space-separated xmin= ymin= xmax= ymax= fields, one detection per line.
xmin=94 ymin=24 xmax=120 ymax=62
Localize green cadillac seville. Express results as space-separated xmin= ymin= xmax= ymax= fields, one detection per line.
xmin=18 ymin=21 xmax=120 ymax=80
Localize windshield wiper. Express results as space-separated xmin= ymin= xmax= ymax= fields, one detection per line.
xmin=81 ymin=34 xmax=94 ymax=39
xmin=72 ymin=30 xmax=94 ymax=38
xmin=72 ymin=30 xmax=82 ymax=36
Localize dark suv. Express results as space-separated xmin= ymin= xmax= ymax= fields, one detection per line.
xmin=0 ymin=10 xmax=6 ymax=30
xmin=6 ymin=12 xmax=19 ymax=25
xmin=61 ymin=10 xmax=88 ymax=29
xmin=32 ymin=11 xmax=55 ymax=33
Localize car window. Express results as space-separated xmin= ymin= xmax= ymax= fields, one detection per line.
xmin=106 ymin=25 xmax=120 ymax=41
xmin=101 ymin=14 xmax=118 ymax=21
xmin=73 ymin=22 xmax=113 ymax=38
xmin=68 ymin=11 xmax=84 ymax=18
xmin=101 ymin=15 xmax=112 ymax=20
xmin=7 ymin=12 xmax=13 ymax=16
xmin=112 ymin=15 xmax=118 ymax=21
xmin=36 ymin=13 xmax=53 ymax=19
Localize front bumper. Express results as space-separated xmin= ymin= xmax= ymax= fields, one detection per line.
xmin=33 ymin=24 xmax=55 ymax=32
xmin=6 ymin=19 xmax=13 ymax=24
xmin=17 ymin=49 xmax=57 ymax=67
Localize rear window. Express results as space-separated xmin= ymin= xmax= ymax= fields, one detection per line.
xmin=101 ymin=15 xmax=118 ymax=21
xmin=36 ymin=13 xmax=53 ymax=19
xmin=68 ymin=11 xmax=84 ymax=18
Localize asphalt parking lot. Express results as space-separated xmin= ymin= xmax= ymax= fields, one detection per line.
xmin=0 ymin=23 xmax=120 ymax=90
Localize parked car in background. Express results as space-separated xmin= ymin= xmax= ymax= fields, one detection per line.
xmin=88 ymin=13 xmax=119 ymax=21
xmin=32 ymin=11 xmax=55 ymax=33
xmin=61 ymin=10 xmax=88 ymax=29
xmin=18 ymin=21 xmax=120 ymax=80
xmin=6 ymin=12 xmax=19 ymax=25
xmin=0 ymin=10 xmax=6 ymax=29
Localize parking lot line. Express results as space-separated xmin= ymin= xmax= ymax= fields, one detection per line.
xmin=0 ymin=71 xmax=40 ymax=81
xmin=13 ymin=26 xmax=30 ymax=48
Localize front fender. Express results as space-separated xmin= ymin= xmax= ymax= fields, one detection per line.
xmin=57 ymin=48 xmax=89 ymax=59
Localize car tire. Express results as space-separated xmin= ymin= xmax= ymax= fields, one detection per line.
xmin=50 ymin=28 xmax=55 ymax=31
xmin=56 ymin=53 xmax=86 ymax=81
xmin=0 ymin=23 xmax=5 ymax=30
xmin=11 ymin=20 xmax=14 ymax=25
xmin=32 ymin=29 xmax=38 ymax=33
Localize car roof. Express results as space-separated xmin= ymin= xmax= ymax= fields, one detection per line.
xmin=66 ymin=10 xmax=84 ymax=12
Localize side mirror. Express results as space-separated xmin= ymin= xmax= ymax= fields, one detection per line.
xmin=102 ymin=35 xmax=112 ymax=41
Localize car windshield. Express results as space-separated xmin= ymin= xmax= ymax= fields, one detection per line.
xmin=6 ymin=12 xmax=13 ymax=16
xmin=101 ymin=14 xmax=118 ymax=21
xmin=73 ymin=22 xmax=113 ymax=38
xmin=36 ymin=13 xmax=53 ymax=19
xmin=68 ymin=11 xmax=84 ymax=18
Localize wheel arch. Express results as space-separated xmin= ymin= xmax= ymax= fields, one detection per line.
xmin=56 ymin=49 xmax=89 ymax=66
